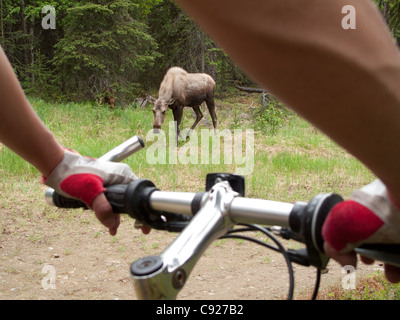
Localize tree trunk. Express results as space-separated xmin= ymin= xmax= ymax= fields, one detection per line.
xmin=30 ymin=16 xmax=35 ymax=86
xmin=20 ymin=0 xmax=29 ymax=67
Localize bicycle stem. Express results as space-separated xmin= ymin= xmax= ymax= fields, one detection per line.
xmin=131 ymin=180 xmax=239 ymax=299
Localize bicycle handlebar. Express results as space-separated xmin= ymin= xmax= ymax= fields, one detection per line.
xmin=48 ymin=176 xmax=400 ymax=298
xmin=44 ymin=137 xmax=400 ymax=300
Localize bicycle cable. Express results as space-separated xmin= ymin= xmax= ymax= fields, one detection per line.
xmin=311 ymin=268 xmax=321 ymax=300
xmin=221 ymin=223 xmax=323 ymax=300
xmin=220 ymin=223 xmax=295 ymax=300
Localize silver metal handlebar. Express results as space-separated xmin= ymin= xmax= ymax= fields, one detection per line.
xmin=98 ymin=135 xmax=144 ymax=162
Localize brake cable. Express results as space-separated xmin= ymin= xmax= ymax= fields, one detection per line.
xmin=221 ymin=223 xmax=295 ymax=300
xmin=221 ymin=223 xmax=322 ymax=300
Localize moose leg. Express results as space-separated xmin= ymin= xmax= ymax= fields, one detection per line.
xmin=172 ymin=106 xmax=183 ymax=145
xmin=186 ymin=105 xmax=203 ymax=140
xmin=206 ymin=97 xmax=217 ymax=134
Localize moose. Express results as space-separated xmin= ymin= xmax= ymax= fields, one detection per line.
xmin=152 ymin=67 xmax=217 ymax=143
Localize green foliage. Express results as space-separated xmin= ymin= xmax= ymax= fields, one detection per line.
xmin=230 ymin=105 xmax=243 ymax=130
xmin=0 ymin=96 xmax=375 ymax=203
xmin=327 ymin=270 xmax=400 ymax=300
xmin=373 ymin=0 xmax=400 ymax=44
xmin=0 ymin=0 xmax=248 ymax=101
xmin=21 ymin=50 xmax=55 ymax=97
xmin=148 ymin=0 xmax=216 ymax=77
xmin=253 ymin=94 xmax=287 ymax=135
xmin=4 ymin=0 xmax=399 ymax=103
xmin=52 ymin=0 xmax=159 ymax=102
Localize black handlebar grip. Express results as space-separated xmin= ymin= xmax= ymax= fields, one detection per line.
xmin=104 ymin=184 xmax=129 ymax=213
xmin=48 ymin=184 xmax=130 ymax=214
xmin=51 ymin=191 xmax=88 ymax=209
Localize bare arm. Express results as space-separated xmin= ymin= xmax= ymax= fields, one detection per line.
xmin=0 ymin=46 xmax=64 ymax=176
xmin=0 ymin=47 xmax=121 ymax=235
xmin=175 ymin=0 xmax=400 ymax=204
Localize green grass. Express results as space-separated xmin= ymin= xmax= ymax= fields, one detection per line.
xmin=323 ymin=270 xmax=400 ymax=300
xmin=0 ymin=95 xmax=375 ymax=196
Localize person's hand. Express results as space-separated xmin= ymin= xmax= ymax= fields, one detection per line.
xmin=322 ymin=180 xmax=400 ymax=283
xmin=92 ymin=193 xmax=151 ymax=235
xmin=43 ymin=150 xmax=150 ymax=235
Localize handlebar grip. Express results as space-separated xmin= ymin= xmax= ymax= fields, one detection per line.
xmin=49 ymin=180 xmax=190 ymax=232
xmin=46 ymin=184 xmax=130 ymax=214
xmin=104 ymin=184 xmax=129 ymax=213
xmin=46 ymin=188 xmax=88 ymax=209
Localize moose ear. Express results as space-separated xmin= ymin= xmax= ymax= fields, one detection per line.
xmin=147 ymin=95 xmax=156 ymax=103
xmin=166 ymin=98 xmax=176 ymax=105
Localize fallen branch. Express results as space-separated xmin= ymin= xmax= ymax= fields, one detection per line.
xmin=234 ymin=83 xmax=265 ymax=93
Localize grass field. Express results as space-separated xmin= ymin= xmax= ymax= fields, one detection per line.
xmin=0 ymin=94 xmax=375 ymax=199
xmin=2 ymin=93 xmax=393 ymax=300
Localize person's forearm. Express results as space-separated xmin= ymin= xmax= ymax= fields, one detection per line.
xmin=176 ymin=0 xmax=400 ymax=200
xmin=0 ymin=47 xmax=64 ymax=176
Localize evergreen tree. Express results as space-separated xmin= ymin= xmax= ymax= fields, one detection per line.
xmin=53 ymin=0 xmax=159 ymax=103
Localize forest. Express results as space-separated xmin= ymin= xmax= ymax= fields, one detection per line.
xmin=0 ymin=0 xmax=399 ymax=105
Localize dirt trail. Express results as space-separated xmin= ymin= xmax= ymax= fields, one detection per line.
xmin=0 ymin=205 xmax=381 ymax=300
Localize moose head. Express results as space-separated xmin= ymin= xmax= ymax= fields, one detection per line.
xmin=152 ymin=98 xmax=175 ymax=133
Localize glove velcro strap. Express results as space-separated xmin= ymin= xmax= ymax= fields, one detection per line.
xmin=322 ymin=200 xmax=384 ymax=252
xmin=60 ymin=174 xmax=106 ymax=207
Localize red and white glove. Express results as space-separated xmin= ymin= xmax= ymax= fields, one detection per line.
xmin=322 ymin=179 xmax=400 ymax=253
xmin=43 ymin=150 xmax=137 ymax=208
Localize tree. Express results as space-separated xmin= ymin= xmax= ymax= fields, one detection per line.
xmin=147 ymin=0 xmax=248 ymax=92
xmin=0 ymin=0 xmax=76 ymax=97
xmin=148 ymin=1 xmax=211 ymax=76
xmin=53 ymin=0 xmax=159 ymax=103
xmin=373 ymin=0 xmax=400 ymax=45
xmin=0 ymin=0 xmax=250 ymax=101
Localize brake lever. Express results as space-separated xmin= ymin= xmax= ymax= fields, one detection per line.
xmin=155 ymin=212 xmax=191 ymax=232
xmin=355 ymin=244 xmax=400 ymax=267
xmin=133 ymin=213 xmax=191 ymax=232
